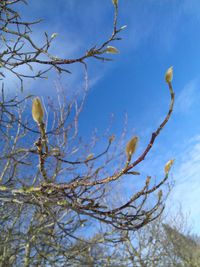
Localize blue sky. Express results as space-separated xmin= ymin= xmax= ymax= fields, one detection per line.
xmin=9 ymin=0 xmax=200 ymax=233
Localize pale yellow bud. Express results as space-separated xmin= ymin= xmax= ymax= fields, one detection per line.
xmin=106 ymin=46 xmax=119 ymax=54
xmin=146 ymin=176 xmax=151 ymax=186
xmin=109 ymin=135 xmax=115 ymax=143
xmin=165 ymin=66 xmax=173 ymax=83
xmin=51 ymin=33 xmax=58 ymax=39
xmin=86 ymin=153 xmax=94 ymax=161
xmin=120 ymin=25 xmax=127 ymax=31
xmin=126 ymin=136 xmax=138 ymax=161
xmin=32 ymin=97 xmax=44 ymax=124
xmin=112 ymin=0 xmax=118 ymax=6
xmin=158 ymin=190 xmax=163 ymax=199
xmin=50 ymin=147 xmax=60 ymax=156
xmin=164 ymin=159 xmax=174 ymax=174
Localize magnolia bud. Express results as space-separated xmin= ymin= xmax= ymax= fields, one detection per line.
xmin=86 ymin=153 xmax=94 ymax=161
xmin=50 ymin=147 xmax=60 ymax=156
xmin=106 ymin=46 xmax=119 ymax=54
xmin=164 ymin=159 xmax=174 ymax=174
xmin=165 ymin=66 xmax=173 ymax=83
xmin=158 ymin=190 xmax=163 ymax=199
xmin=109 ymin=135 xmax=115 ymax=143
xmin=146 ymin=176 xmax=151 ymax=186
xmin=120 ymin=25 xmax=127 ymax=31
xmin=126 ymin=136 xmax=138 ymax=161
xmin=112 ymin=0 xmax=118 ymax=6
xmin=32 ymin=97 xmax=44 ymax=124
xmin=51 ymin=33 xmax=58 ymax=39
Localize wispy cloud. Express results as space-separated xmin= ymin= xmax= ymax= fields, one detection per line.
xmin=121 ymin=1 xmax=185 ymax=52
xmin=4 ymin=0 xmax=118 ymax=96
xmin=175 ymin=79 xmax=200 ymax=114
xmin=167 ymin=135 xmax=200 ymax=233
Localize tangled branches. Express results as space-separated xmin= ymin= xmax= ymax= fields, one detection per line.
xmin=0 ymin=1 xmax=175 ymax=265
xmin=0 ymin=0 xmax=122 ymax=90
xmin=0 ymin=75 xmax=175 ymax=232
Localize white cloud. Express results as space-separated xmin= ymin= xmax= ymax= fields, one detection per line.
xmin=121 ymin=0 xmax=185 ymax=52
xmin=2 ymin=0 xmax=116 ymax=96
xmin=175 ymin=79 xmax=200 ymax=114
xmin=167 ymin=135 xmax=200 ymax=234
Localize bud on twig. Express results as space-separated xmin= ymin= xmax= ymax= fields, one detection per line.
xmin=109 ymin=135 xmax=115 ymax=143
xmin=165 ymin=66 xmax=173 ymax=84
xmin=158 ymin=189 xmax=163 ymax=199
xmin=51 ymin=33 xmax=58 ymax=39
xmin=126 ymin=136 xmax=138 ymax=162
xmin=86 ymin=153 xmax=94 ymax=162
xmin=112 ymin=0 xmax=118 ymax=7
xmin=106 ymin=46 xmax=119 ymax=54
xmin=50 ymin=147 xmax=61 ymax=156
xmin=32 ymin=97 xmax=44 ymax=124
xmin=164 ymin=159 xmax=174 ymax=174
xmin=120 ymin=25 xmax=127 ymax=31
xmin=145 ymin=176 xmax=151 ymax=186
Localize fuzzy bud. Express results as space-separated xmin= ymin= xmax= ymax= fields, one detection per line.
xmin=112 ymin=0 xmax=118 ymax=6
xmin=106 ymin=46 xmax=119 ymax=54
xmin=109 ymin=135 xmax=115 ymax=143
xmin=146 ymin=176 xmax=151 ymax=186
xmin=158 ymin=190 xmax=163 ymax=199
xmin=51 ymin=33 xmax=58 ymax=39
xmin=120 ymin=25 xmax=127 ymax=31
xmin=50 ymin=147 xmax=60 ymax=156
xmin=32 ymin=97 xmax=44 ymax=124
xmin=126 ymin=136 xmax=138 ymax=161
xmin=86 ymin=153 xmax=94 ymax=161
xmin=164 ymin=159 xmax=174 ymax=174
xmin=165 ymin=66 xmax=173 ymax=83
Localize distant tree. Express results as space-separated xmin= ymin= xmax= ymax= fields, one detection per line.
xmin=0 ymin=0 xmax=175 ymax=265
xmin=163 ymin=224 xmax=200 ymax=267
xmin=87 ymin=209 xmax=200 ymax=267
